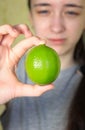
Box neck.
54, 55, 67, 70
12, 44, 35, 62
59, 52, 77, 71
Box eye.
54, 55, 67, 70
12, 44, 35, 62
36, 9, 50, 16
66, 11, 79, 16
37, 10, 49, 13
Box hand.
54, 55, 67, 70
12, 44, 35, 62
0, 24, 53, 104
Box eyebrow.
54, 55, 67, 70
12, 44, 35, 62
65, 4, 84, 9
33, 3, 50, 7
33, 3, 84, 9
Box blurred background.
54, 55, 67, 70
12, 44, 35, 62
0, 0, 29, 25
0, 0, 32, 44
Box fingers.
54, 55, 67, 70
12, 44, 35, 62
0, 25, 19, 46
14, 24, 32, 38
0, 24, 31, 37
14, 82, 54, 97
0, 82, 53, 104
0, 24, 32, 46
0, 24, 18, 37
1, 35, 18, 47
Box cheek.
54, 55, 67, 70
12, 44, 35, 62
33, 19, 50, 37
67, 21, 84, 42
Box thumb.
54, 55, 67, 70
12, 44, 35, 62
14, 82, 54, 98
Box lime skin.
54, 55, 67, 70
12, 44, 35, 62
25, 44, 61, 85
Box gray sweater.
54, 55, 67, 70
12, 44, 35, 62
1, 56, 82, 130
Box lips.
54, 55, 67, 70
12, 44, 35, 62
47, 38, 66, 45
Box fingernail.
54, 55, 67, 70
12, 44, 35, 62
39, 41, 45, 45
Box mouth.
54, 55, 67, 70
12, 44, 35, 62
47, 38, 66, 45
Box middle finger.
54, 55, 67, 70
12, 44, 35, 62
1, 34, 19, 47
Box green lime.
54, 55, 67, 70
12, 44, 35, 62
25, 44, 61, 85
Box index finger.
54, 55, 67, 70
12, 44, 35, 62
0, 25, 19, 37
14, 24, 32, 38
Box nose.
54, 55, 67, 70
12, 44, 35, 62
50, 13, 65, 33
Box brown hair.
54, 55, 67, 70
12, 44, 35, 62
74, 35, 85, 65
27, 0, 31, 9
67, 75, 85, 130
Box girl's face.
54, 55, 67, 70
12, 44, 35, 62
30, 0, 85, 56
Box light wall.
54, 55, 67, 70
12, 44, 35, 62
0, 0, 30, 25
0, 0, 32, 44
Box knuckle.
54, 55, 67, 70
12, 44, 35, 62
4, 24, 12, 30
